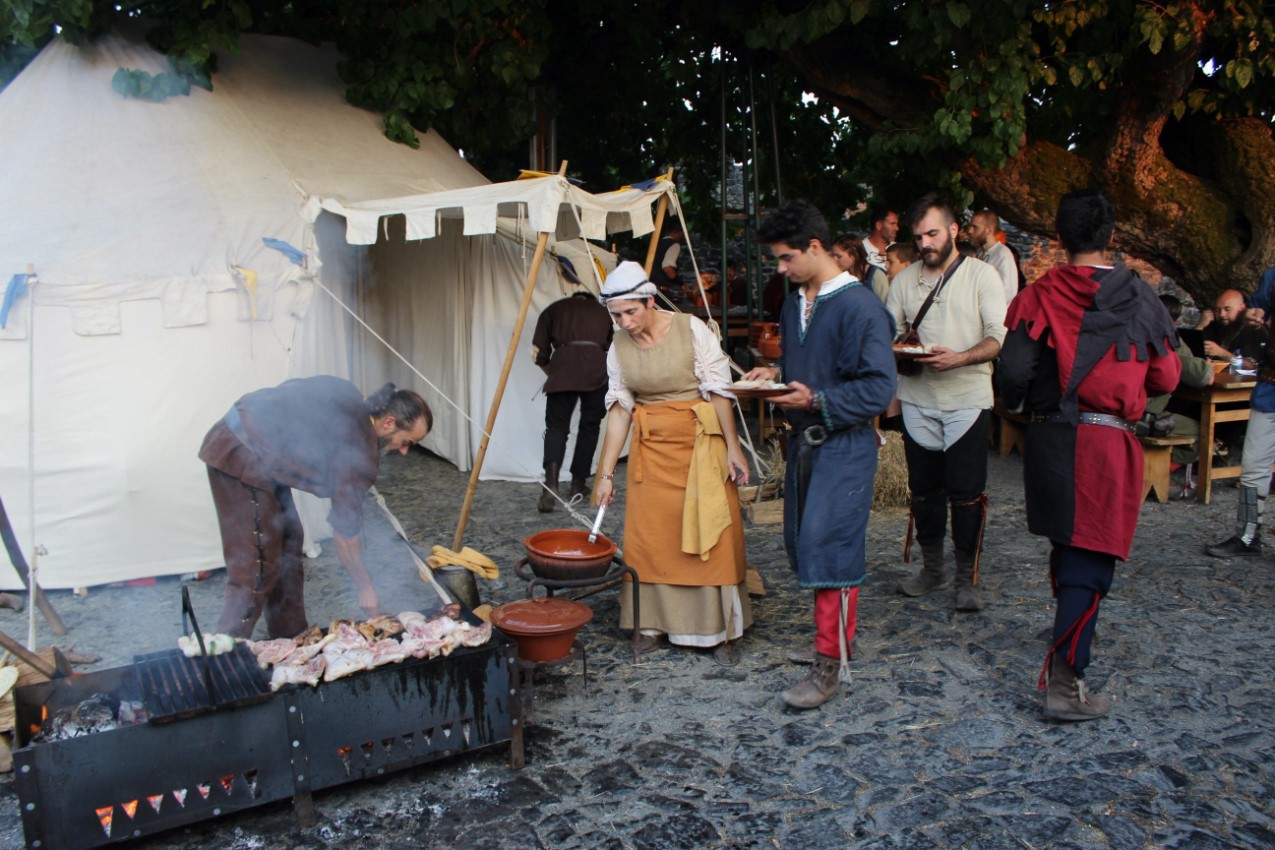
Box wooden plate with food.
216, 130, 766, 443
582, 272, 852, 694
729, 380, 791, 399
892, 343, 934, 359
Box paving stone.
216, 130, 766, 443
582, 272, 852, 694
1095, 813, 1150, 850
629, 813, 719, 850
863, 790, 956, 832
1154, 827, 1246, 849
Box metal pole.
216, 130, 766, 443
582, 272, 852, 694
767, 71, 785, 205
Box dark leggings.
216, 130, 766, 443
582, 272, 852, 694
903, 409, 990, 554
543, 387, 608, 479
1049, 543, 1115, 676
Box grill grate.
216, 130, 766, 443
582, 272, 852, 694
133, 645, 271, 723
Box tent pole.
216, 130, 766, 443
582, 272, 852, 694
642, 168, 677, 277
452, 162, 569, 552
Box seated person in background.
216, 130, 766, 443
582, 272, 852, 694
1197, 289, 1268, 363
884, 242, 919, 283
688, 268, 721, 307
1146, 295, 1214, 464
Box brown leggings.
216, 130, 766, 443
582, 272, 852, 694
206, 466, 307, 639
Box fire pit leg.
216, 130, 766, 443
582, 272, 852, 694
509, 651, 528, 769
283, 697, 317, 827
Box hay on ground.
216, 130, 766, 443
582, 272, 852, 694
874, 430, 910, 510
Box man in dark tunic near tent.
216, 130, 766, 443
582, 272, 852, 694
997, 189, 1180, 721
531, 285, 615, 511
742, 200, 896, 709
199, 377, 432, 639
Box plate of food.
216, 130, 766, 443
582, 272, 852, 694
729, 379, 791, 399
892, 343, 935, 359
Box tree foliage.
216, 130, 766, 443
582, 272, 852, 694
3, 0, 1272, 295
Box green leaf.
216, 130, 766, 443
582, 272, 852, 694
1234, 60, 1254, 89
1068, 65, 1085, 87
947, 2, 971, 29
849, 0, 870, 24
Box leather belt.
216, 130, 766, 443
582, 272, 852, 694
565, 340, 602, 348
1032, 411, 1136, 432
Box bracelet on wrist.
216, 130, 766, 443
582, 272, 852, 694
598, 472, 614, 481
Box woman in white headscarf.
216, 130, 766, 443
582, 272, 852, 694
593, 261, 752, 665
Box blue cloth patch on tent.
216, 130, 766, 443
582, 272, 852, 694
1, 274, 30, 329
262, 237, 307, 266
556, 256, 581, 285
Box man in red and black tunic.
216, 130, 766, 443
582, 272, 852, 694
997, 190, 1180, 722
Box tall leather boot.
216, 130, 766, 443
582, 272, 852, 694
898, 543, 947, 597
951, 494, 988, 611
782, 653, 840, 709
1043, 653, 1111, 722
537, 463, 561, 513
954, 550, 986, 612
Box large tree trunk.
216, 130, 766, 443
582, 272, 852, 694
783, 4, 1275, 303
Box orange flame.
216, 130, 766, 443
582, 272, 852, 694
95, 806, 113, 837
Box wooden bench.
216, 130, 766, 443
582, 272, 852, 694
1140, 435, 1195, 503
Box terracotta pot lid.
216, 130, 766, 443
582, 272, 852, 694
490, 597, 593, 635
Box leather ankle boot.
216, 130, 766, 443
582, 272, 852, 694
954, 551, 986, 612
783, 653, 840, 709
570, 477, 588, 499
1043, 654, 1111, 722
537, 463, 560, 513
898, 543, 948, 597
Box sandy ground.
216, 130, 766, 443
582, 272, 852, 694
1, 442, 1273, 849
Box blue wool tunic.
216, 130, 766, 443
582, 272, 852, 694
777, 282, 897, 588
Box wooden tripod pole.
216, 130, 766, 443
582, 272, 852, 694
452, 162, 568, 551
642, 168, 677, 277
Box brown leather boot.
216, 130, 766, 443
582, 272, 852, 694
954, 551, 986, 612
1043, 654, 1111, 722
785, 644, 816, 665
537, 463, 560, 513
782, 653, 840, 709
898, 543, 948, 597
570, 477, 588, 499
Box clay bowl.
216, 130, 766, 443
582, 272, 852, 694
523, 529, 617, 581
490, 597, 593, 662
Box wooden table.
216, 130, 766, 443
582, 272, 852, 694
1173, 373, 1256, 504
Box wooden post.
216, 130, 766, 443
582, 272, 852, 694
642, 168, 677, 278
0, 494, 67, 637
452, 162, 568, 551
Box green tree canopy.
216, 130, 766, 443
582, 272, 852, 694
5, 0, 1272, 297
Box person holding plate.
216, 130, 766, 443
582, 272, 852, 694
592, 261, 752, 666
741, 200, 896, 709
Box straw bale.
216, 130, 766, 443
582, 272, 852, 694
873, 431, 910, 510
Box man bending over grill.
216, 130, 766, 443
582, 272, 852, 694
200, 377, 432, 639
741, 200, 896, 709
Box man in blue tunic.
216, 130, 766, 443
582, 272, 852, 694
742, 200, 897, 709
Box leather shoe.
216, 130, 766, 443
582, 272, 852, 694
713, 642, 742, 666
1204, 535, 1261, 557
633, 633, 661, 653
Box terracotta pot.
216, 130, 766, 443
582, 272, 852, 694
749, 322, 779, 348
523, 529, 617, 580
490, 597, 594, 662
757, 335, 783, 360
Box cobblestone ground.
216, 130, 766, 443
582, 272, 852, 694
1, 447, 1273, 850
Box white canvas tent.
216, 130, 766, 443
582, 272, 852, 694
0, 30, 677, 590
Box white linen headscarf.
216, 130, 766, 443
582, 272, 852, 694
600, 260, 659, 303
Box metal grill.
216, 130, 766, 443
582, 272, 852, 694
132, 645, 271, 723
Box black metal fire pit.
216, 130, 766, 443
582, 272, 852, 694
12, 631, 523, 850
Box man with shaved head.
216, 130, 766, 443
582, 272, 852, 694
966, 211, 1018, 305
1197, 288, 1268, 363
